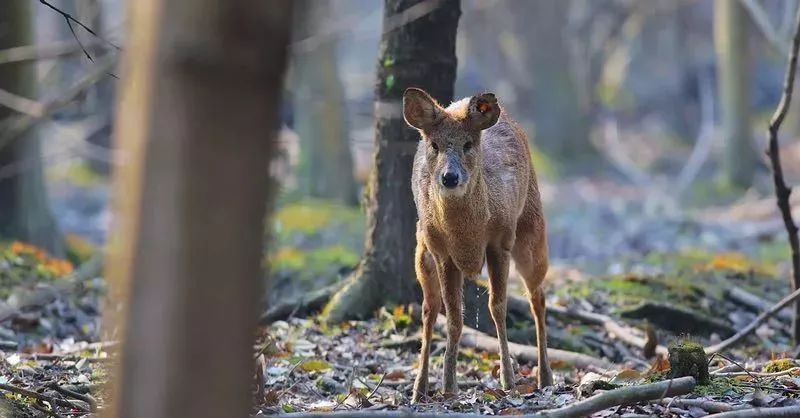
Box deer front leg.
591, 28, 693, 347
412, 240, 441, 404
486, 246, 515, 389
438, 258, 463, 395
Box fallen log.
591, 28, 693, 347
279, 376, 696, 418
660, 397, 744, 414
435, 315, 615, 370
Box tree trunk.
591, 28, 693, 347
77, 0, 115, 175
0, 0, 63, 255
715, 0, 757, 189
104, 1, 292, 417
323, 0, 461, 322
515, 0, 595, 172
291, 0, 358, 205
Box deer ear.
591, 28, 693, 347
403, 87, 442, 131
467, 93, 500, 130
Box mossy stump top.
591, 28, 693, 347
668, 341, 709, 385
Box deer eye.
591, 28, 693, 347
464, 141, 473, 151
431, 142, 439, 152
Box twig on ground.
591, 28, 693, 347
706, 405, 800, 417
764, 5, 800, 345
712, 353, 760, 382
660, 397, 744, 413
713, 366, 800, 378
30, 402, 65, 418
49, 383, 97, 412
0, 383, 86, 412
434, 315, 615, 369
706, 286, 800, 354
549, 305, 668, 357
281, 377, 696, 418
366, 372, 387, 400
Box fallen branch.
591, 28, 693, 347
765, 5, 800, 344
706, 405, 800, 417
660, 397, 744, 414
0, 383, 85, 412
435, 315, 615, 370
282, 377, 695, 418
706, 286, 800, 354
712, 367, 800, 378
549, 305, 668, 357
726, 287, 792, 323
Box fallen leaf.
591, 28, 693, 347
385, 369, 405, 380
610, 369, 642, 384
264, 390, 280, 406
514, 383, 536, 395
299, 359, 332, 373
500, 407, 523, 415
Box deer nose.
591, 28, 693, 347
441, 172, 459, 188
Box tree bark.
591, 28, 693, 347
291, 0, 358, 205
104, 1, 292, 418
715, 0, 757, 189
323, 0, 461, 322
77, 0, 115, 175
514, 0, 596, 171
0, 0, 63, 255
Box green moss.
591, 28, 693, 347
668, 341, 710, 385
764, 358, 797, 373
693, 377, 746, 396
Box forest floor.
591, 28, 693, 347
0, 165, 797, 416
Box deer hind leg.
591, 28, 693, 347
438, 258, 463, 395
486, 245, 515, 389
512, 233, 553, 388
412, 238, 441, 404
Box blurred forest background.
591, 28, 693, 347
1, 0, 800, 416
0, 0, 798, 300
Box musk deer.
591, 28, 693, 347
404, 87, 552, 402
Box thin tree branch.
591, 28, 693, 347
0, 89, 46, 117
0, 40, 102, 65
38, 0, 121, 51
0, 56, 116, 152
765, 6, 800, 345
739, 0, 792, 55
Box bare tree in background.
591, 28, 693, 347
324, 0, 461, 322
77, 0, 115, 175
0, 0, 63, 255
715, 0, 758, 188
291, 0, 358, 205
105, 1, 292, 417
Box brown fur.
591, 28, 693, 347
403, 88, 552, 402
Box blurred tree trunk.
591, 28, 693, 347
77, 0, 115, 175
105, 1, 292, 417
715, 0, 757, 188
0, 1, 63, 255
291, 0, 358, 205
323, 0, 461, 322
515, 0, 595, 171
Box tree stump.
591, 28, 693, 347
668, 341, 709, 385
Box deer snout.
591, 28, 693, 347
441, 172, 459, 188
